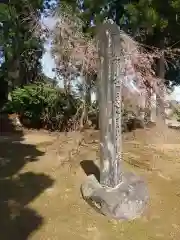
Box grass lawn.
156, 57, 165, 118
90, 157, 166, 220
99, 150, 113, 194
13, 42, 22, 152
1, 126, 180, 239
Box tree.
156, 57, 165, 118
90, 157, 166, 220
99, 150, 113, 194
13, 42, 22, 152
122, 0, 180, 121
61, 0, 180, 122
0, 0, 45, 107
51, 2, 97, 128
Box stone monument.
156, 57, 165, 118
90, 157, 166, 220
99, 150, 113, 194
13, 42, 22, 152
81, 21, 149, 220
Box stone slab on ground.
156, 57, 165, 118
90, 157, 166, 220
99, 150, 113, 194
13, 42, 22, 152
166, 119, 180, 128
81, 172, 149, 220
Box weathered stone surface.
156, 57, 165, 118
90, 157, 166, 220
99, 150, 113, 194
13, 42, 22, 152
81, 172, 149, 220
80, 21, 148, 221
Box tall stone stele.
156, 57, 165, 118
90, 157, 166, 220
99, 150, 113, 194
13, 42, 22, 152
81, 21, 149, 220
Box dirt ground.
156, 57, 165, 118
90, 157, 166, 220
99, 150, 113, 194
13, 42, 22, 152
1, 123, 180, 239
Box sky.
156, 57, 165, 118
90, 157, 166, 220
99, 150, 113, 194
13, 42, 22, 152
41, 16, 180, 102
40, 15, 84, 92
41, 42, 56, 79
41, 16, 56, 79
170, 86, 180, 101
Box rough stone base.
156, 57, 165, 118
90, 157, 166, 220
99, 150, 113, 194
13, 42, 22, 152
81, 172, 149, 220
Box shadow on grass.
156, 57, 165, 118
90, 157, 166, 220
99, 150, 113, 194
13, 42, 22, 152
0, 114, 54, 239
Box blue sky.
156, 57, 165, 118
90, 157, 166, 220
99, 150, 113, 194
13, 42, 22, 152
41, 42, 56, 78
41, 16, 56, 79
40, 15, 83, 91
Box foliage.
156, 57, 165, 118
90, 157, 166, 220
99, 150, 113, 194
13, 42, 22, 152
61, 0, 180, 86
172, 104, 180, 122
52, 2, 97, 82
0, 0, 46, 106
52, 2, 164, 124
58, 0, 180, 123
5, 83, 80, 130
3, 80, 146, 132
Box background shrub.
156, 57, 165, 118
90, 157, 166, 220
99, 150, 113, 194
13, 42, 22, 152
5, 82, 80, 130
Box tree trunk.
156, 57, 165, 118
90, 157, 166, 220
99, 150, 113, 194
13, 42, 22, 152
0, 77, 8, 109
144, 88, 151, 124
79, 74, 92, 130
67, 79, 71, 93
84, 74, 91, 123
63, 77, 68, 94
156, 40, 166, 123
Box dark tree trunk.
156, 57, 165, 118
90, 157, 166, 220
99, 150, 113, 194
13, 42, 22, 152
156, 36, 166, 123
156, 51, 166, 123
144, 88, 152, 124
0, 78, 8, 109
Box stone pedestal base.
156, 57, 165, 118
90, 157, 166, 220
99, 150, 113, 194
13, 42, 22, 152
81, 172, 149, 220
